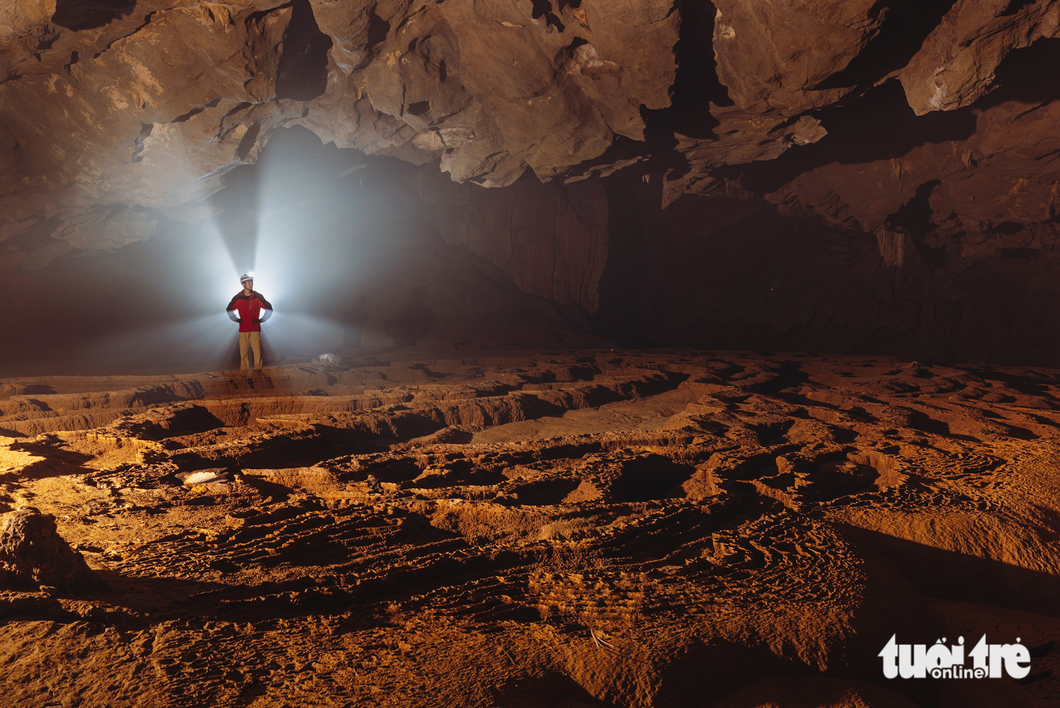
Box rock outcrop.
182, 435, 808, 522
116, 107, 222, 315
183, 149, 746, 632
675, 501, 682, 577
0, 507, 101, 591
0, 0, 677, 267
710, 0, 883, 114
898, 0, 1060, 115
406, 166, 609, 312
4, 0, 1060, 352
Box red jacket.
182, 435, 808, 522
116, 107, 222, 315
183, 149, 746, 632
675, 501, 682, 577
226, 290, 273, 332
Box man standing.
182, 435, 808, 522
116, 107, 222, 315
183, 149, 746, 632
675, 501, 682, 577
226, 274, 273, 370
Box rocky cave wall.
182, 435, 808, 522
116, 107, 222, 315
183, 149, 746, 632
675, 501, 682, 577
597, 168, 1060, 366
4, 0, 1060, 367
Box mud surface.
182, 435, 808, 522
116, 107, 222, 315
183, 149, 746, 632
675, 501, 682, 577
1, 350, 1059, 707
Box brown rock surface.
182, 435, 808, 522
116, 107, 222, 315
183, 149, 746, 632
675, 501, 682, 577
1, 350, 1059, 705
0, 0, 56, 42
899, 0, 1060, 115
407, 166, 609, 312
0, 506, 101, 590
593, 171, 1060, 366
661, 110, 828, 206
0, 0, 679, 267
10, 6, 1060, 704
763, 51, 1060, 260
711, 0, 882, 114
4, 0, 1060, 337
6, 2, 1060, 366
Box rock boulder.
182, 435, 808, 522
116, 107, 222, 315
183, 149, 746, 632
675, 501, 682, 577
0, 507, 102, 591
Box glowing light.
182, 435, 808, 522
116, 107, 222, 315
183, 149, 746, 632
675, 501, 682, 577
90, 128, 378, 375
243, 130, 344, 348
187, 216, 242, 308
6, 128, 387, 377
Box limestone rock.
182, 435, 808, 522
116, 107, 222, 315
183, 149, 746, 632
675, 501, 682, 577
765, 60, 1060, 255
712, 0, 882, 114
5, 0, 1060, 313
0, 0, 56, 42
0, 507, 102, 591
663, 110, 827, 206
0, 0, 679, 267
407, 167, 609, 312
899, 0, 1060, 115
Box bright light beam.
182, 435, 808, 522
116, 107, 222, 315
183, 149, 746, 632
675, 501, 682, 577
245, 130, 364, 359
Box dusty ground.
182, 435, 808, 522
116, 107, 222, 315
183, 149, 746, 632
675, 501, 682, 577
1, 349, 1059, 707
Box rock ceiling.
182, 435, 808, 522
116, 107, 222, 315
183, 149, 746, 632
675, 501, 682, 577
2, 0, 1060, 268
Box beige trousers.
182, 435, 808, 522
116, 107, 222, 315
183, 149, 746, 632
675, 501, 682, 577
239, 331, 263, 370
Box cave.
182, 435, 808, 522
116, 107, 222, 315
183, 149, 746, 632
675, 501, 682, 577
2, 1, 1060, 706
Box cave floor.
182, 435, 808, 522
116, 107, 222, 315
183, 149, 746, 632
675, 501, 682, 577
1, 349, 1059, 707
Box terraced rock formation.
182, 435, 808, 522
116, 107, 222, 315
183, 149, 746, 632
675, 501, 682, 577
1, 349, 1059, 706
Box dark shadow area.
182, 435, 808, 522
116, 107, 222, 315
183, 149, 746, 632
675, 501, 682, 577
653, 640, 807, 708
1003, 423, 1038, 440
535, 440, 602, 461
832, 524, 1059, 706
164, 432, 365, 472
975, 37, 1060, 110
509, 477, 581, 505
234, 122, 261, 161
130, 123, 153, 163
0, 592, 75, 622
600, 0, 731, 186
529, 0, 565, 33
814, 0, 959, 92
610, 454, 693, 502
382, 287, 436, 347
52, 0, 137, 30
1000, 0, 1038, 15
406, 100, 430, 116
750, 419, 794, 446
0, 441, 95, 481
727, 38, 1060, 205
592, 173, 652, 346
275, 0, 333, 101
800, 460, 877, 502
885, 179, 948, 268
670, 0, 731, 134
406, 363, 449, 379
605, 505, 729, 562
237, 474, 295, 503
731, 80, 978, 195
965, 366, 1060, 399
351, 9, 390, 72
81, 568, 369, 623
20, 385, 56, 395
829, 425, 860, 444
747, 360, 810, 395
4, 217, 62, 253
494, 670, 615, 708
172, 98, 221, 124
841, 523, 1060, 618
124, 405, 226, 441
589, 162, 1060, 366
905, 408, 978, 442
338, 457, 421, 483
412, 463, 505, 488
